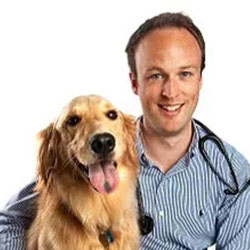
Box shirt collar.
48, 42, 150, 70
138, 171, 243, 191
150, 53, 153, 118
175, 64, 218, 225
135, 117, 148, 167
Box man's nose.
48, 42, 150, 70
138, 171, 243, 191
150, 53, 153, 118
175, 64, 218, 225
161, 77, 179, 98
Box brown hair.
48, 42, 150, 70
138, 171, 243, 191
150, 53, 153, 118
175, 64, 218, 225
125, 12, 205, 76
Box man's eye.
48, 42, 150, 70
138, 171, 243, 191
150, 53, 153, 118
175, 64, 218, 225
66, 116, 81, 126
149, 74, 164, 80
180, 71, 192, 78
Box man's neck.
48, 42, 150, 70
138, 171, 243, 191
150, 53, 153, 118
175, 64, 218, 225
140, 121, 193, 173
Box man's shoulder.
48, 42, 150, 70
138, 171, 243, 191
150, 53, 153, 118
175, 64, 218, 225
194, 119, 247, 159
194, 119, 250, 189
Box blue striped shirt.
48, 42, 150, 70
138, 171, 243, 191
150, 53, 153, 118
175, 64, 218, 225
0, 119, 250, 249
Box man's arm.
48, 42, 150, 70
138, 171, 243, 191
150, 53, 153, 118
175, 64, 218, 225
215, 150, 250, 250
0, 180, 38, 250
215, 186, 250, 250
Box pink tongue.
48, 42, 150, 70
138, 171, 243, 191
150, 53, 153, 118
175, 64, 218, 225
88, 161, 119, 194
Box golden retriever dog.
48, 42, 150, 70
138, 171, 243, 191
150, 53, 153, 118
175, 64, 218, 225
27, 95, 140, 250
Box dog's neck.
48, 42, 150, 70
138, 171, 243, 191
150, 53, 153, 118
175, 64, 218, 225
60, 201, 114, 247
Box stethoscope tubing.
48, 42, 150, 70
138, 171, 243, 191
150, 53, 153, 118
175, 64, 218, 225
194, 119, 239, 195
137, 119, 250, 235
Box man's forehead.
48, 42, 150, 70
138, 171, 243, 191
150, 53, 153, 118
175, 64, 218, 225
136, 28, 201, 56
135, 28, 202, 71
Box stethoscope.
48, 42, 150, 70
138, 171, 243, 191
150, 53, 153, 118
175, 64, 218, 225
137, 119, 250, 235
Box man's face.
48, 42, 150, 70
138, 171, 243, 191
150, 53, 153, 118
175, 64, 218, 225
131, 28, 202, 136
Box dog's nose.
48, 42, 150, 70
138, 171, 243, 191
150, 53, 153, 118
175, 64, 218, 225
90, 133, 115, 155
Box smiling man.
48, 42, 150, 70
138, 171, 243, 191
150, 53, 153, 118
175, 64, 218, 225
1, 12, 250, 250
126, 13, 250, 249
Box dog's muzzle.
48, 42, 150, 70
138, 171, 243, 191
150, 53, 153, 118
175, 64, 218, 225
72, 133, 119, 195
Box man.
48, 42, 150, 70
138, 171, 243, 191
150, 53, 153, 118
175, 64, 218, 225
1, 12, 250, 250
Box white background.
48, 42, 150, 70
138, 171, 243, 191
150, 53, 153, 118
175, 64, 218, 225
1, 1, 250, 249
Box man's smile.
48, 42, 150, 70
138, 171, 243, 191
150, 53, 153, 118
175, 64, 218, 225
158, 103, 184, 116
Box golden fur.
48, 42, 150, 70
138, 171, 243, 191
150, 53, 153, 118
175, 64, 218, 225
27, 95, 140, 250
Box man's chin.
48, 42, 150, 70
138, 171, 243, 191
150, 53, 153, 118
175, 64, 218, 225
142, 114, 192, 137
155, 118, 192, 137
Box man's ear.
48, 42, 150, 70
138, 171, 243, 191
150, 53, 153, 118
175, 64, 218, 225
199, 76, 203, 90
129, 72, 139, 95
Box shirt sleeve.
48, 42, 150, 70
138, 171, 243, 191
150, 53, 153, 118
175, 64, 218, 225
215, 150, 250, 250
0, 180, 38, 250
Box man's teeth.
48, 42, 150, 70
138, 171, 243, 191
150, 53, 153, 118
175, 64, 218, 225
162, 104, 182, 111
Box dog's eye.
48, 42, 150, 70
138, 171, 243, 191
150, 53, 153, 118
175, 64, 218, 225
66, 116, 81, 126
106, 110, 118, 120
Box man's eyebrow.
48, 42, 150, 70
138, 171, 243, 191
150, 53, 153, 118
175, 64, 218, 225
145, 66, 164, 72
179, 65, 199, 70
146, 65, 200, 71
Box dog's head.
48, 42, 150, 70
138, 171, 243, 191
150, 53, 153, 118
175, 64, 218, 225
37, 95, 136, 195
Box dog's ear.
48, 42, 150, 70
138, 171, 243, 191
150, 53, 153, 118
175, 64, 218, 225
123, 114, 138, 167
36, 123, 61, 190
123, 114, 136, 139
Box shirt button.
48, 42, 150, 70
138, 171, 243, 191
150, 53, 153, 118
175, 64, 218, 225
159, 211, 164, 217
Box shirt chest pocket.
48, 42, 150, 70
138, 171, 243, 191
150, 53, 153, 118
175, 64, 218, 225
169, 197, 217, 240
